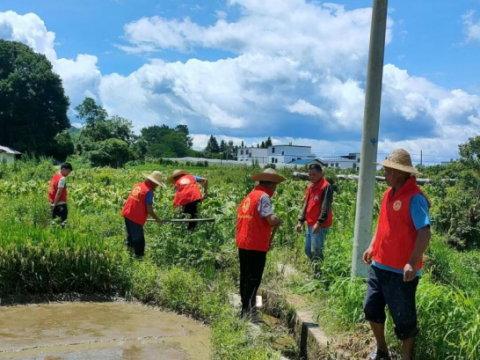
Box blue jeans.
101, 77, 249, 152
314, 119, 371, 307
305, 226, 329, 261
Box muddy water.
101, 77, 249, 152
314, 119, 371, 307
0, 302, 210, 360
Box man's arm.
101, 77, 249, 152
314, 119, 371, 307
259, 194, 282, 227
404, 194, 432, 281
199, 177, 208, 197
147, 205, 162, 223
317, 184, 333, 224
51, 188, 64, 209
362, 227, 378, 264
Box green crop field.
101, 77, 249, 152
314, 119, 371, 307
0, 155, 479, 359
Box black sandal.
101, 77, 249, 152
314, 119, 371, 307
367, 348, 390, 360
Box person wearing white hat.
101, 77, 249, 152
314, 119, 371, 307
362, 149, 431, 360
167, 169, 208, 231
236, 168, 285, 319
121, 171, 166, 257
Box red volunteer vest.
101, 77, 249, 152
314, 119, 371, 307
373, 177, 429, 271
174, 175, 202, 206
305, 178, 333, 227
236, 186, 273, 252
121, 181, 154, 226
48, 173, 67, 203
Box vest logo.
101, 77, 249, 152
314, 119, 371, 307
242, 197, 251, 213
393, 200, 402, 211
314, 195, 320, 202
179, 177, 191, 185
132, 186, 141, 196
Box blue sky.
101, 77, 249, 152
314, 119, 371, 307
1, 0, 480, 162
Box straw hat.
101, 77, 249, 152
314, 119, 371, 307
377, 149, 422, 175
167, 169, 190, 184
143, 171, 167, 188
250, 168, 286, 184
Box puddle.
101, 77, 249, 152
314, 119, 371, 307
0, 302, 210, 360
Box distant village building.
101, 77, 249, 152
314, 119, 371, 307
237, 147, 268, 164
319, 153, 361, 170
289, 158, 327, 167
268, 143, 315, 164
0, 146, 21, 164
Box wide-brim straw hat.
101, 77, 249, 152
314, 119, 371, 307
250, 168, 286, 184
167, 169, 190, 184
376, 148, 422, 175
143, 171, 167, 188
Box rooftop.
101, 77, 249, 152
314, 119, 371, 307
0, 146, 21, 155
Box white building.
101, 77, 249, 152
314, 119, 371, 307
319, 153, 361, 170
0, 146, 21, 164
237, 147, 268, 164
268, 144, 315, 164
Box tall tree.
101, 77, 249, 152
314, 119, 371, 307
266, 137, 273, 147
205, 135, 220, 153
0, 40, 70, 155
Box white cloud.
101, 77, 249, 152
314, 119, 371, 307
463, 11, 480, 43
2, 4, 480, 163
0, 11, 102, 106
287, 100, 326, 117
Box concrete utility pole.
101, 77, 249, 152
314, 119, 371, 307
352, 0, 389, 278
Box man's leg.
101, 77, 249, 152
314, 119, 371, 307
130, 221, 146, 257
383, 273, 419, 360
124, 218, 135, 254
183, 201, 199, 231
305, 227, 312, 260
402, 338, 415, 360
311, 227, 329, 277
247, 250, 267, 312
238, 248, 248, 317
364, 266, 389, 358
60, 204, 68, 229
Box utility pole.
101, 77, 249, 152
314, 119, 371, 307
352, 0, 389, 278
420, 150, 423, 166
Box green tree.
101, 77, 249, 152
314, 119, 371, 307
52, 130, 74, 161
205, 135, 220, 153
0, 40, 70, 155
88, 139, 132, 168
266, 137, 273, 147
140, 125, 193, 158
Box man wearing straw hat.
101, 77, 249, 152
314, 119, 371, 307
167, 169, 208, 231
121, 171, 166, 257
236, 168, 285, 319
362, 149, 431, 360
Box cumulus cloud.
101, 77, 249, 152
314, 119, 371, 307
0, 11, 102, 106
463, 11, 480, 43
287, 100, 326, 117
2, 2, 480, 162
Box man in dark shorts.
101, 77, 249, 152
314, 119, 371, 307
121, 171, 165, 258
48, 162, 73, 228
362, 149, 431, 360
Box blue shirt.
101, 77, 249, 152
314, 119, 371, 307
174, 176, 201, 191
373, 193, 430, 276
145, 190, 154, 206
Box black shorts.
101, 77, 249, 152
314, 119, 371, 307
363, 265, 419, 340
52, 204, 68, 224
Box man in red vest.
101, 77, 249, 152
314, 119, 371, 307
167, 169, 208, 231
236, 168, 285, 319
48, 162, 73, 228
362, 149, 431, 360
296, 163, 333, 276
121, 171, 166, 257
